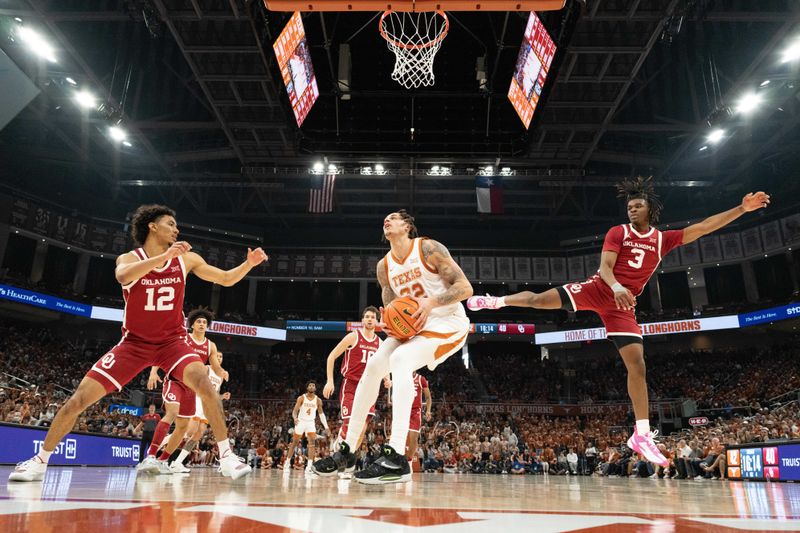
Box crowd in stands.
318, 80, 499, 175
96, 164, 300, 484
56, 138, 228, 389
2, 323, 800, 480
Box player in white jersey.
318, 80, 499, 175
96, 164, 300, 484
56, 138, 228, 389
285, 381, 329, 473
312, 210, 473, 484
172, 350, 230, 471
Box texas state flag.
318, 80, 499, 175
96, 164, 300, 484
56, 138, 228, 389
476, 176, 504, 214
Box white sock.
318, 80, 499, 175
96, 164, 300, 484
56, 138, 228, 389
37, 449, 53, 463
175, 449, 190, 465
344, 341, 393, 450
635, 419, 650, 435
388, 369, 415, 452
217, 439, 231, 458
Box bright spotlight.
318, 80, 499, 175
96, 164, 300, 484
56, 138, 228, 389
782, 40, 800, 62
485, 166, 493, 173
73, 90, 97, 109
759, 80, 770, 87
122, 141, 133, 148
108, 126, 128, 142
431, 165, 440, 172
706, 129, 725, 144
313, 162, 324, 172
17, 26, 57, 63
328, 164, 337, 172
735, 93, 762, 115
375, 164, 384, 172
698, 145, 708, 152
65, 77, 77, 86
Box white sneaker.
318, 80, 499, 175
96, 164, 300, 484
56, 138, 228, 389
219, 453, 251, 480
137, 456, 161, 475
156, 460, 173, 475
8, 457, 47, 482
466, 295, 504, 311
169, 462, 190, 474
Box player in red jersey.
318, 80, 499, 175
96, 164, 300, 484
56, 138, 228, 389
322, 307, 383, 448
387, 371, 431, 465
468, 178, 770, 467
9, 204, 266, 482
143, 307, 227, 474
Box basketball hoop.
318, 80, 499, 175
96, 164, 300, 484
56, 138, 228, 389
379, 10, 449, 89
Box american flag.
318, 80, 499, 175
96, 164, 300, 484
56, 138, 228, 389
308, 173, 336, 213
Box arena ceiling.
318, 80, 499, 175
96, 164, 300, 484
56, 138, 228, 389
0, 0, 799, 246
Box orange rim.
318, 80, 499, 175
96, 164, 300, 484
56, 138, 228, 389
379, 10, 449, 50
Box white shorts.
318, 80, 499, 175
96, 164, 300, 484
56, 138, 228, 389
294, 419, 317, 436
412, 312, 471, 370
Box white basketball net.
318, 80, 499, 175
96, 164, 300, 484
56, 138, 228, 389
379, 10, 449, 89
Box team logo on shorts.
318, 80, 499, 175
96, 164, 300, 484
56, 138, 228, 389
568, 284, 582, 294
100, 353, 116, 369
167, 393, 176, 401
341, 404, 349, 416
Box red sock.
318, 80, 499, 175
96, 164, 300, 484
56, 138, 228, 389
340, 419, 349, 441
148, 421, 171, 457
158, 449, 172, 461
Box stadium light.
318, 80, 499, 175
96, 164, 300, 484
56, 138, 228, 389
65, 77, 77, 86
327, 164, 337, 173
108, 125, 128, 142
375, 164, 384, 172
73, 90, 97, 110
360, 166, 373, 175
698, 145, 709, 152
312, 161, 324, 173
735, 93, 762, 115
706, 129, 725, 144
782, 39, 800, 62
122, 141, 133, 148
760, 80, 770, 87
16, 26, 57, 63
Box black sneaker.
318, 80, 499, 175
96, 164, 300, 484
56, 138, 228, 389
311, 442, 355, 477
354, 445, 411, 485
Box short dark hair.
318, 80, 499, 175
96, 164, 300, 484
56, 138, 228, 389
362, 306, 379, 319
130, 204, 176, 246
616, 176, 663, 224
187, 307, 215, 330
382, 209, 419, 242
306, 381, 316, 389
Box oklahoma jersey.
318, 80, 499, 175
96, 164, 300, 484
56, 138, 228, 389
411, 374, 428, 410
185, 335, 211, 365
341, 329, 381, 381
384, 237, 466, 319
121, 248, 187, 343
602, 224, 684, 295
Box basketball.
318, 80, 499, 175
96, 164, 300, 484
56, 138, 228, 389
382, 297, 421, 340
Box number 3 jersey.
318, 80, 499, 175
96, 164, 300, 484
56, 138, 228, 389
601, 224, 684, 295
384, 237, 467, 319
120, 247, 188, 344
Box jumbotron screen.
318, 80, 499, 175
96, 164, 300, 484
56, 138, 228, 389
273, 11, 319, 127
726, 441, 800, 482
508, 11, 557, 129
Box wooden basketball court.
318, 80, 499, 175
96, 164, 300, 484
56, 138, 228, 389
2, 466, 799, 532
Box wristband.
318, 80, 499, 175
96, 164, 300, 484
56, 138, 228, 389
611, 282, 626, 294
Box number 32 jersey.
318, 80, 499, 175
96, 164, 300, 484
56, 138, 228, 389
602, 224, 684, 296
384, 237, 466, 319
120, 247, 188, 344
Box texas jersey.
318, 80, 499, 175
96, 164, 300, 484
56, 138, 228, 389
602, 224, 684, 295
341, 329, 381, 381
121, 248, 187, 343
298, 394, 318, 422
411, 374, 429, 410
185, 335, 211, 365
384, 237, 467, 319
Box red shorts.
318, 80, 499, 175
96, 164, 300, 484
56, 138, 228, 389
86, 336, 202, 394
562, 275, 642, 338
409, 408, 422, 433
339, 377, 376, 419
162, 379, 197, 418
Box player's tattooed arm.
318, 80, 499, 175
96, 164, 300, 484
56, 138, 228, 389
421, 239, 474, 306
377, 258, 395, 306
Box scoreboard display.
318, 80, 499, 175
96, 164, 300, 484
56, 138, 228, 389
727, 441, 800, 482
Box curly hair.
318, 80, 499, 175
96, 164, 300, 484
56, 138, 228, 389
616, 176, 663, 224
187, 307, 215, 330
382, 209, 419, 242
129, 204, 176, 246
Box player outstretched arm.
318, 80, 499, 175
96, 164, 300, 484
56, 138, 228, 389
598, 250, 636, 311
184, 247, 268, 287
317, 397, 329, 435
323, 331, 358, 399
681, 192, 770, 244
412, 239, 474, 329
291, 396, 303, 425
147, 367, 162, 390
115, 241, 191, 286
423, 384, 433, 422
